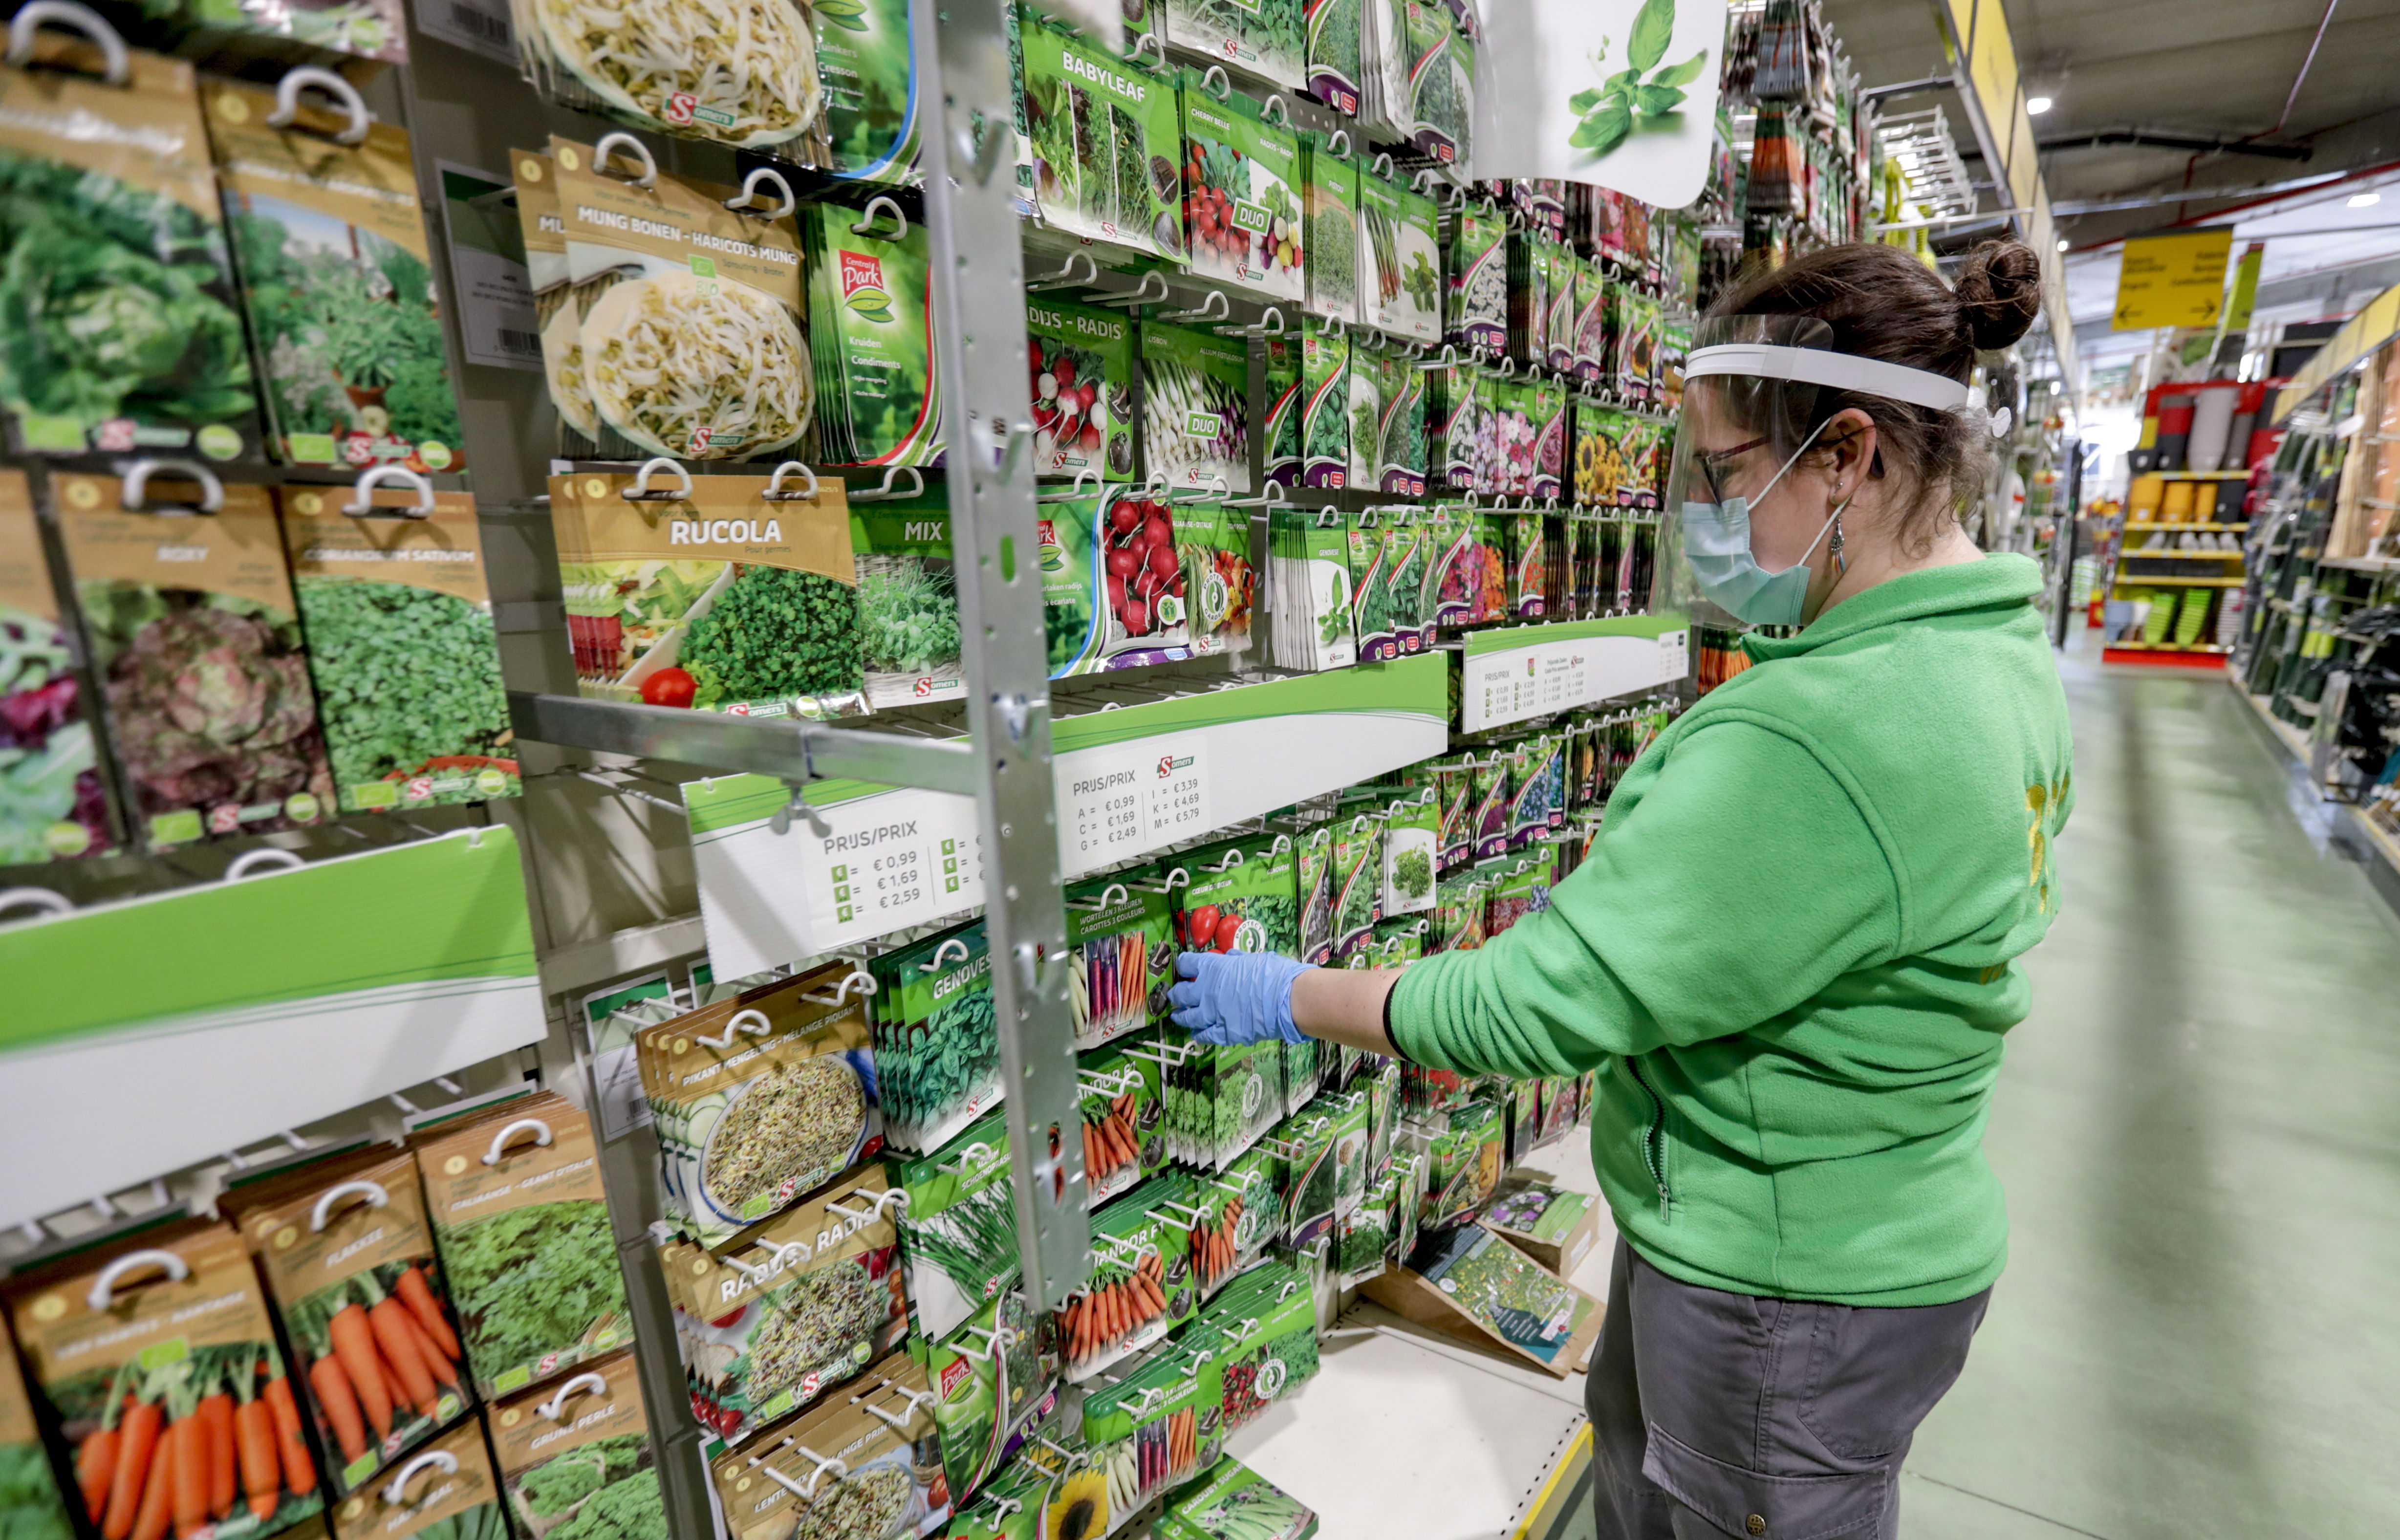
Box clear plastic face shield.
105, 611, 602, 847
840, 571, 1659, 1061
1657, 314, 1972, 628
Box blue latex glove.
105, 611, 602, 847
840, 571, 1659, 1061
1169, 950, 1310, 1044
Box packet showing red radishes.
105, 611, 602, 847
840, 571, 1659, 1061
1040, 489, 1191, 676
1026, 301, 1135, 482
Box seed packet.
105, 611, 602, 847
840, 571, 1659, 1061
1173, 835, 1301, 958
1493, 382, 1537, 499
1426, 757, 1473, 870
1298, 319, 1351, 490
513, 0, 824, 156
710, 1352, 951, 1540
1468, 372, 1508, 496
1446, 201, 1504, 361
1168, 1040, 1285, 1173
548, 467, 865, 718
489, 1351, 663, 1540
1574, 405, 1628, 506
1363, 1055, 1401, 1172
1384, 510, 1429, 651
1507, 232, 1548, 370
1079, 1039, 1166, 1205
1381, 785, 1437, 914
1262, 334, 1304, 488
6, 1221, 324, 1540
1398, 1063, 1478, 1121
1185, 1264, 1317, 1442
872, 920, 1003, 1154
220, 1149, 470, 1496
1087, 1340, 1223, 1518
802, 197, 948, 469
815, 0, 919, 181
1303, 0, 1360, 115
1529, 378, 1568, 501
1167, 0, 1306, 89
1418, 1099, 1503, 1228
1344, 513, 1396, 664
635, 961, 882, 1247
1027, 300, 1136, 481
1299, 134, 1361, 325
1042, 488, 1191, 676
1545, 247, 1578, 376
553, 138, 811, 461
0, 29, 261, 463
1141, 322, 1251, 493
1019, 22, 1182, 260
1341, 335, 1383, 491
1273, 1106, 1338, 1249
1661, 318, 1691, 411
1358, 171, 1440, 343
1506, 507, 1546, 616
1183, 1146, 1274, 1301
508, 151, 598, 452
0, 473, 112, 863
0, 1339, 72, 1540
1067, 877, 1173, 1051
1353, 0, 1406, 139
1328, 809, 1383, 958
1058, 1173, 1198, 1381
658, 1166, 909, 1444
1404, 0, 1471, 159
1279, 1037, 1318, 1117
1180, 86, 1305, 303
888, 1110, 1019, 1342
910, 1290, 1058, 1508
1375, 352, 1430, 497
1573, 259, 1610, 387
1175, 496, 1257, 658
280, 486, 515, 814
1406, 1222, 1600, 1373
1338, 1171, 1395, 1288
852, 488, 963, 709
1267, 509, 1356, 672
1325, 1091, 1371, 1222
208, 79, 460, 473
55, 471, 333, 849
415, 1092, 633, 1398
1619, 291, 1660, 405
1427, 366, 1476, 492
1469, 752, 1511, 860
324, 1416, 502, 1540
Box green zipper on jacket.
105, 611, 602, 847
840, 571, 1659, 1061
1624, 1054, 1672, 1218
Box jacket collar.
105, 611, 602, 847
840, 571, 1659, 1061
1746, 553, 2045, 662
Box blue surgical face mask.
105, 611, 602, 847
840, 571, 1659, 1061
1679, 423, 1848, 628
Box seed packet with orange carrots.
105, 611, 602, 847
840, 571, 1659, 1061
221, 1149, 473, 1495
322, 1415, 503, 1540
1081, 1338, 1221, 1521
5, 1220, 325, 1540
1074, 1039, 1163, 1208
1055, 1172, 1197, 1386
487, 1350, 664, 1540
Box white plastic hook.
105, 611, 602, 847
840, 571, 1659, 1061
850, 195, 908, 240
480, 1117, 554, 1166
1038, 467, 1101, 502
1261, 94, 1292, 127
1028, 251, 1101, 292
1199, 65, 1232, 99
762, 461, 820, 502
1415, 344, 1461, 373
0, 887, 71, 922
1072, 882, 1132, 911
1163, 288, 1230, 326
620, 457, 694, 501
1123, 30, 1164, 65
936, 1141, 997, 1175
1221, 304, 1286, 339
917, 937, 972, 971
1326, 130, 1352, 158
223, 848, 304, 882
723, 167, 798, 221
1223, 482, 1291, 509
694, 1007, 773, 1051
823, 1186, 909, 1223
806, 969, 879, 1004
381, 1450, 458, 1507
308, 1180, 389, 1233
268, 65, 373, 145
849, 465, 924, 502
854, 1384, 935, 1432
537, 1372, 608, 1420
86, 1249, 188, 1311
1097, 271, 1170, 310
120, 459, 223, 516
591, 132, 658, 188
344, 464, 435, 518
6, 2, 126, 84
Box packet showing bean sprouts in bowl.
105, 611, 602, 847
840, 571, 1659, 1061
547, 464, 865, 719
552, 137, 813, 461
516, 0, 825, 158
658, 1165, 909, 1446
636, 959, 884, 1248
509, 150, 603, 454
709, 1352, 950, 1540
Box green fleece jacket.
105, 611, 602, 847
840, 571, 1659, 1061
1391, 555, 2072, 1305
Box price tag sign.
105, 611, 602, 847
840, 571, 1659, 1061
794, 794, 988, 947
1056, 737, 1211, 877
1460, 624, 1690, 733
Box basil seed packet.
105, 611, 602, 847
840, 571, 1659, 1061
1382, 785, 1437, 914
1028, 299, 1137, 481
0, 33, 262, 462
1141, 322, 1252, 493
281, 485, 516, 813
209, 78, 462, 473
1020, 21, 1183, 259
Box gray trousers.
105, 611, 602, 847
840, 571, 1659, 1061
1586, 1237, 1990, 1540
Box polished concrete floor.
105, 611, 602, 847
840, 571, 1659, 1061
1898, 635, 2400, 1538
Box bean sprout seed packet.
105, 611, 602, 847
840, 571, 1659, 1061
55, 472, 334, 849
0, 27, 261, 463
710, 1352, 951, 1540
1140, 322, 1251, 494
0, 470, 112, 863
1018, 21, 1182, 261
1026, 300, 1136, 481
6, 1221, 325, 1540
872, 921, 1004, 1154
208, 78, 462, 473
910, 1290, 1058, 1509
414, 1091, 634, 1398
636, 960, 883, 1247
659, 1166, 909, 1446
514, 0, 826, 160
1077, 1038, 1165, 1206
281, 485, 516, 813
1056, 1172, 1196, 1383
324, 1415, 504, 1540
219, 1147, 472, 1496
548, 466, 865, 719
489, 1351, 668, 1540
888, 1109, 1018, 1342
553, 138, 812, 462
510, 150, 603, 453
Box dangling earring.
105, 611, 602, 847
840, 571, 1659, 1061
1828, 503, 1848, 576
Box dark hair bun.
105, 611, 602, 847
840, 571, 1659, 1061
1956, 241, 2042, 351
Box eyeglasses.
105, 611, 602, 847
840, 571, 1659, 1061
1694, 436, 1768, 503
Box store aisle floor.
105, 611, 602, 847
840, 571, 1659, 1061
1897, 637, 2400, 1539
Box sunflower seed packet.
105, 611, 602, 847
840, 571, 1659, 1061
637, 959, 883, 1248
659, 1164, 908, 1447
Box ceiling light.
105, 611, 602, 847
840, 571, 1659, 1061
2057, 239, 2070, 251
2349, 192, 2382, 208
2027, 95, 2054, 115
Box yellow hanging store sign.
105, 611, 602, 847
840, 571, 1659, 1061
2113, 228, 2235, 330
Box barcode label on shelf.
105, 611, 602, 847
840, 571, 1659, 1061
420, 0, 517, 63
436, 160, 543, 372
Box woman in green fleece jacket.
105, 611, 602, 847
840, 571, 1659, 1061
1171, 240, 2070, 1540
